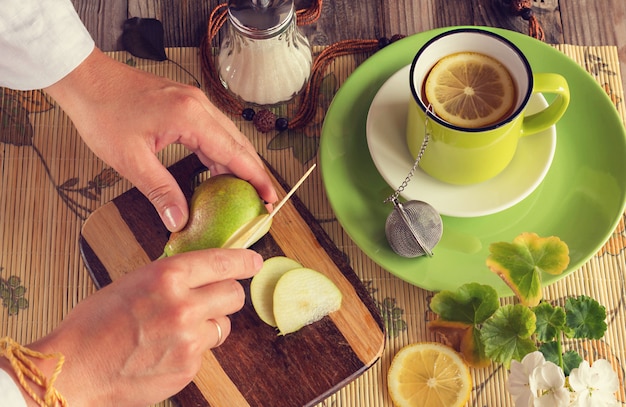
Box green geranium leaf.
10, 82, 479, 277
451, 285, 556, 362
565, 295, 607, 339
467, 324, 490, 368
486, 233, 569, 306
561, 350, 584, 376
533, 302, 566, 342
539, 342, 583, 376
480, 304, 537, 368
538, 340, 560, 365
430, 283, 499, 324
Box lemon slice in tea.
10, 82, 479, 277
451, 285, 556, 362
424, 52, 516, 128
387, 342, 472, 407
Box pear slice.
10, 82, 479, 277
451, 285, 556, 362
250, 256, 302, 327
221, 214, 272, 249
273, 268, 342, 335
224, 164, 317, 249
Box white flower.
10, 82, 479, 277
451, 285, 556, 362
507, 353, 620, 407
530, 360, 570, 407
569, 359, 619, 407
508, 351, 547, 407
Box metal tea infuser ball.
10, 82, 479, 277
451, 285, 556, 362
384, 110, 443, 258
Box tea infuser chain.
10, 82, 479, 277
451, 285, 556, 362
383, 133, 429, 205
383, 105, 443, 258
384, 105, 433, 205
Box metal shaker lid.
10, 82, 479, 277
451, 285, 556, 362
228, 0, 295, 39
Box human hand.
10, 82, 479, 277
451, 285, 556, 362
45, 48, 278, 232
25, 248, 262, 406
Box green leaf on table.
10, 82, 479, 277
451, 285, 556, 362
122, 17, 168, 61
430, 283, 499, 324
533, 302, 567, 342
486, 233, 569, 306
539, 341, 583, 376
428, 283, 504, 367
565, 295, 607, 339
480, 304, 537, 368
539, 340, 560, 364
465, 324, 490, 367
561, 350, 584, 376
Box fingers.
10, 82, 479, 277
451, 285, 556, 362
154, 249, 262, 347
130, 87, 278, 229
158, 248, 263, 288
209, 317, 230, 348
201, 99, 265, 167
123, 152, 190, 232
188, 278, 247, 322
192, 138, 277, 205
181, 92, 278, 205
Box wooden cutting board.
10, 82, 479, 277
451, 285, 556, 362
79, 154, 385, 407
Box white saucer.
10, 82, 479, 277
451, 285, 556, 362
366, 65, 556, 218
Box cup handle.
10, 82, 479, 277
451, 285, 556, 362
521, 73, 570, 137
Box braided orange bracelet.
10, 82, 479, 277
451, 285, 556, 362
0, 337, 67, 407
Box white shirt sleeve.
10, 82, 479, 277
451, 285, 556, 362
0, 0, 95, 90
0, 369, 27, 407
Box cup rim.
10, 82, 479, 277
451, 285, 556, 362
409, 27, 534, 132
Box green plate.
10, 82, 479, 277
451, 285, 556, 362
320, 26, 626, 296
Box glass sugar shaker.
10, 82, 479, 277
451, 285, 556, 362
218, 0, 312, 106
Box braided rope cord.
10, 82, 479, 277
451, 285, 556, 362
1, 337, 67, 407
508, 0, 545, 41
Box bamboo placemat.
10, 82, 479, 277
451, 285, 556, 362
0, 43, 624, 407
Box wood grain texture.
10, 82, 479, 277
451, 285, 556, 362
73, 0, 626, 93
80, 204, 152, 279
71, 0, 127, 51
79, 155, 385, 407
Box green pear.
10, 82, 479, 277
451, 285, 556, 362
161, 174, 270, 257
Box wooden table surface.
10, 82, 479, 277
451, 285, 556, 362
72, 0, 626, 92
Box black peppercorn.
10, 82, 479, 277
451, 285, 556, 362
242, 108, 255, 121
275, 117, 289, 131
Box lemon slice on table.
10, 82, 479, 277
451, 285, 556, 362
425, 52, 516, 128
387, 342, 472, 407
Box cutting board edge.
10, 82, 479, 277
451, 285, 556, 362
304, 355, 383, 407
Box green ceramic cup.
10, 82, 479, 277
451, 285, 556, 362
407, 28, 570, 185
